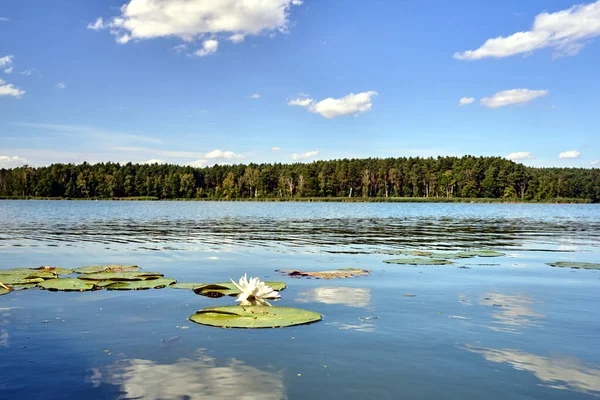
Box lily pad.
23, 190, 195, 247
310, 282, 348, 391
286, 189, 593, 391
457, 250, 505, 258
277, 268, 370, 279
194, 282, 287, 297
78, 271, 163, 281
106, 278, 177, 290
38, 278, 97, 292
189, 306, 321, 329
25, 271, 58, 279
11, 283, 38, 291
73, 265, 140, 274
399, 250, 434, 257
33, 266, 74, 275
547, 262, 600, 270
169, 282, 207, 290
0, 274, 45, 285
0, 287, 9, 296
383, 258, 453, 265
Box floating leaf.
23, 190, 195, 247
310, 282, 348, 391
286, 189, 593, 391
383, 258, 453, 265
38, 278, 97, 292
194, 282, 287, 297
106, 278, 177, 290
73, 265, 140, 274
0, 268, 35, 275
11, 283, 38, 291
0, 273, 45, 285
547, 262, 600, 270
399, 250, 434, 257
189, 306, 321, 329
169, 282, 207, 290
457, 250, 505, 258
25, 271, 58, 279
33, 266, 74, 275
277, 268, 370, 279
0, 287, 9, 296
78, 271, 163, 281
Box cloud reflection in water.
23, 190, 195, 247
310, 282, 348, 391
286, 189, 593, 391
296, 286, 371, 308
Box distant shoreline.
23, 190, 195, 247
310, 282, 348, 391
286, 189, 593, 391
0, 196, 593, 204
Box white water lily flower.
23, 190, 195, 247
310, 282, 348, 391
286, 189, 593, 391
230, 274, 281, 306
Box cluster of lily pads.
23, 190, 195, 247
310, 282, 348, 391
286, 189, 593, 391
380, 249, 506, 265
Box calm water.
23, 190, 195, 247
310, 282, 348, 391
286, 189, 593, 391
1, 200, 600, 399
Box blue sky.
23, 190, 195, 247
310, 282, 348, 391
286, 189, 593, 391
1, 0, 599, 168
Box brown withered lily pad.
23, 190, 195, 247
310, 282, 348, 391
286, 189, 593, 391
277, 268, 370, 279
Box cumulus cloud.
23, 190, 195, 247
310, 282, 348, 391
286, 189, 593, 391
458, 97, 475, 106
185, 159, 208, 168
271, 147, 281, 152
0, 156, 27, 167
0, 55, 14, 68
56, 82, 67, 89
4, 67, 13, 74
89, 0, 302, 50
558, 150, 581, 159
454, 1, 600, 60
141, 159, 165, 164
506, 151, 535, 161
0, 79, 25, 98
291, 150, 319, 160
204, 149, 244, 160
480, 89, 548, 108
250, 93, 260, 99
289, 91, 378, 118
194, 39, 218, 57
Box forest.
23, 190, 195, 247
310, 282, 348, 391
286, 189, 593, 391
0, 156, 598, 202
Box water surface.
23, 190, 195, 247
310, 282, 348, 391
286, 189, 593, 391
1, 201, 599, 399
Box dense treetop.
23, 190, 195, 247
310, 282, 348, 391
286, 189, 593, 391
1, 156, 598, 202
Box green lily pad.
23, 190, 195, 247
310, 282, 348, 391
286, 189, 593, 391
547, 262, 600, 270
278, 268, 370, 279
383, 258, 453, 265
169, 282, 207, 290
11, 283, 38, 291
73, 265, 140, 274
189, 306, 322, 329
0, 287, 9, 296
78, 271, 163, 281
38, 278, 97, 292
0, 268, 35, 275
0, 274, 45, 285
105, 278, 177, 290
33, 266, 74, 275
194, 282, 287, 297
399, 250, 434, 257
428, 253, 470, 259
457, 250, 505, 258
25, 271, 58, 279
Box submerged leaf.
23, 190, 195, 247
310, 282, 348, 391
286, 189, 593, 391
547, 262, 600, 270
73, 265, 140, 274
105, 278, 177, 290
457, 250, 505, 258
383, 258, 453, 265
277, 268, 370, 279
78, 271, 163, 281
38, 278, 97, 292
189, 306, 321, 329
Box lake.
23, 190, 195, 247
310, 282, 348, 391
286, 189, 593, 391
1, 200, 600, 399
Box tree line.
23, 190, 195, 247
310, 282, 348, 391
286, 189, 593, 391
0, 156, 598, 202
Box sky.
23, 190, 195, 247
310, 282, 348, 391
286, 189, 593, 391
1, 0, 599, 169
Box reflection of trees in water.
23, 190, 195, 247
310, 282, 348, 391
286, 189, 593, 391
2, 215, 598, 252
478, 293, 544, 333
88, 351, 286, 400
463, 345, 600, 396
296, 287, 371, 308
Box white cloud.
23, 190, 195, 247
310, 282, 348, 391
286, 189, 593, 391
20, 69, 34, 76
289, 91, 378, 118
0, 17, 10, 22
170, 44, 187, 53
250, 93, 260, 99
291, 150, 319, 160
0, 156, 27, 167
90, 0, 302, 45
185, 159, 208, 168
558, 150, 581, 159
141, 159, 165, 164
271, 147, 281, 152
56, 82, 67, 89
0, 79, 25, 98
4, 67, 13, 74
194, 39, 218, 57
480, 89, 548, 108
204, 149, 244, 160
87, 17, 104, 31
229, 33, 245, 43
454, 1, 600, 60
506, 151, 535, 161
0, 55, 14, 68
458, 97, 475, 105
591, 160, 600, 166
